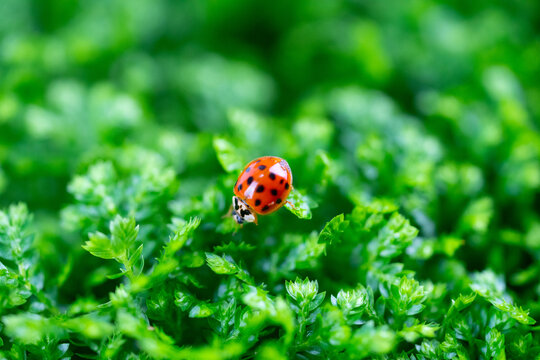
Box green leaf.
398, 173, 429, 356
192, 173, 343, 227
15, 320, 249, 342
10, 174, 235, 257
175, 290, 196, 312
318, 213, 349, 245
486, 328, 506, 360
63, 315, 115, 339
285, 277, 320, 304
386, 277, 427, 317
487, 297, 536, 325
242, 286, 273, 312
284, 188, 313, 219
83, 216, 140, 265
350, 322, 396, 357
206, 253, 238, 275
110, 215, 140, 253
0, 203, 34, 264
377, 213, 418, 258
0, 268, 32, 309
331, 287, 369, 317
439, 236, 464, 257
106, 271, 126, 280
399, 322, 439, 342
470, 270, 536, 325
128, 244, 144, 277
213, 136, 246, 172
451, 293, 477, 313
189, 303, 214, 318
459, 197, 494, 235
309, 292, 326, 312
116, 310, 184, 359
2, 314, 65, 345
167, 218, 201, 251
159, 217, 201, 264
83, 232, 119, 259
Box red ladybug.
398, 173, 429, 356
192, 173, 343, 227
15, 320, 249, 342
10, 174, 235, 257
231, 156, 293, 225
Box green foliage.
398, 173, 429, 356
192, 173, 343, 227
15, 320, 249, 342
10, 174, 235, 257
83, 216, 144, 281
1, 0, 540, 358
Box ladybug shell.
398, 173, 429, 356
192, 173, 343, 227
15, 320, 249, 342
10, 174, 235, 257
234, 156, 293, 215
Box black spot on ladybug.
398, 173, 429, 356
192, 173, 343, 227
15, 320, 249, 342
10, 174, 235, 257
261, 205, 270, 212
238, 184, 243, 191
255, 199, 261, 206
280, 179, 284, 184
276, 198, 282, 204
271, 189, 278, 196
240, 209, 251, 217
246, 166, 251, 173
285, 183, 289, 190
269, 172, 276, 180
256, 185, 265, 192
235, 203, 239, 210
258, 165, 266, 170
247, 176, 253, 185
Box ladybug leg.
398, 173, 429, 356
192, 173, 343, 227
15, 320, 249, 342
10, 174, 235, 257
222, 204, 233, 219
287, 185, 297, 209
232, 223, 242, 235
253, 213, 258, 226
286, 200, 297, 210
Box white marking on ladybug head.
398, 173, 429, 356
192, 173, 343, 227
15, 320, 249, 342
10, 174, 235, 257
232, 196, 256, 224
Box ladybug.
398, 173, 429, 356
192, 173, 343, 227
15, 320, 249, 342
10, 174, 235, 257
231, 156, 293, 225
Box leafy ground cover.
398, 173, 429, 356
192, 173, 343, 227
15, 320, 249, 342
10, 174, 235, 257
1, 0, 540, 359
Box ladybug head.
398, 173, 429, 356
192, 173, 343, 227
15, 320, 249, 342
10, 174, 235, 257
232, 196, 256, 224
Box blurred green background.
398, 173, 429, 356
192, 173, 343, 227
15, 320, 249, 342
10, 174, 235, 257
1, 0, 539, 209
1, 0, 540, 358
